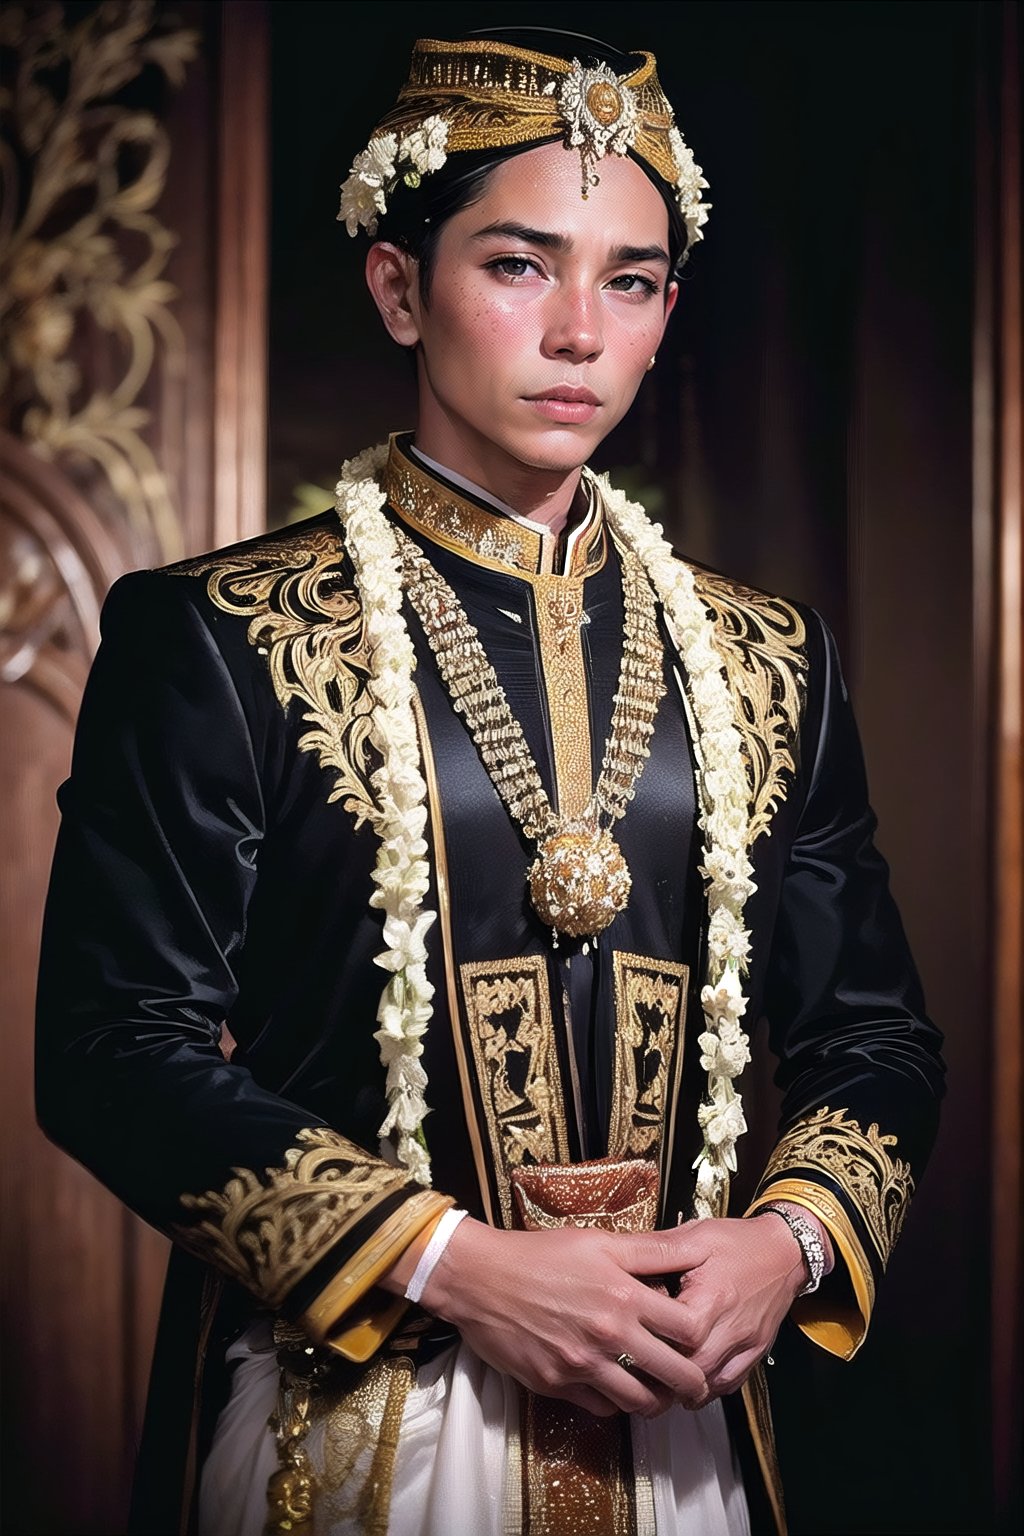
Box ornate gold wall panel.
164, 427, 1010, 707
0, 0, 199, 562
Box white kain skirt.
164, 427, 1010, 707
199, 1316, 750, 1536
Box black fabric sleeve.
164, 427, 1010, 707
35, 571, 434, 1313
751, 614, 945, 1350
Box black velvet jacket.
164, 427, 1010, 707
36, 439, 945, 1533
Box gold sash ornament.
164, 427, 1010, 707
510, 1155, 660, 1234
509, 1157, 660, 1536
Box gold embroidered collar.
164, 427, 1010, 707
382, 434, 606, 579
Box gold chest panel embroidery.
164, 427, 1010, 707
757, 1105, 915, 1268
608, 952, 689, 1171
173, 528, 377, 826
693, 567, 808, 846
459, 956, 570, 1228
460, 951, 689, 1228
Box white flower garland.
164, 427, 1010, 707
336, 443, 435, 1186
337, 450, 754, 1215
667, 126, 712, 250
599, 477, 754, 1219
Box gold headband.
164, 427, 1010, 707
338, 37, 710, 255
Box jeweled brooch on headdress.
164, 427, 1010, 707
337, 39, 710, 254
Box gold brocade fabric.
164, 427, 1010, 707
510, 1157, 659, 1535
266, 1320, 417, 1536
510, 1155, 659, 1233
375, 39, 680, 187
520, 1396, 644, 1536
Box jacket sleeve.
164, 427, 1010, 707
746, 613, 945, 1359
35, 571, 449, 1340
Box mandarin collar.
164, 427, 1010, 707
382, 434, 606, 580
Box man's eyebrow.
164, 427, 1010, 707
471, 222, 670, 267
471, 221, 570, 251
610, 243, 671, 266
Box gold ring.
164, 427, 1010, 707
615, 1351, 637, 1371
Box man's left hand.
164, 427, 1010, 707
654, 1214, 810, 1400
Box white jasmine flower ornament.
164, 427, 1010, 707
401, 115, 449, 178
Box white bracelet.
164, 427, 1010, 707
404, 1208, 469, 1304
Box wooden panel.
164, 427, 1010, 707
213, 0, 269, 549
986, 4, 1023, 1526
0, 2, 270, 1530
0, 434, 168, 1535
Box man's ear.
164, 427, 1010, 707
365, 242, 422, 347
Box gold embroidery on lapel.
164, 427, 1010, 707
174, 529, 377, 825
608, 953, 689, 1173
459, 956, 569, 1228
691, 567, 808, 846
173, 1128, 412, 1308
756, 1106, 915, 1268
532, 574, 593, 818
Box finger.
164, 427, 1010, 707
588, 1358, 677, 1418
634, 1281, 707, 1351
631, 1334, 711, 1406
687, 1312, 773, 1382
557, 1385, 621, 1418
618, 1226, 707, 1277
705, 1342, 766, 1399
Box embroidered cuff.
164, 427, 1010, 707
172, 1127, 440, 1314
746, 1178, 873, 1359
749, 1105, 916, 1360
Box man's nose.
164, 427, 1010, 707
541, 283, 604, 364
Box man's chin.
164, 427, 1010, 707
504, 425, 608, 475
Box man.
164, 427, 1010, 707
36, 30, 944, 1536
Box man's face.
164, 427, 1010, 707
403, 141, 678, 481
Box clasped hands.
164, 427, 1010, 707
384, 1214, 811, 1419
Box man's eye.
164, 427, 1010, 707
486, 255, 538, 279
607, 273, 660, 296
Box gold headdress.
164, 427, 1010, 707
338, 37, 710, 255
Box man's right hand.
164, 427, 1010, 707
383, 1217, 709, 1418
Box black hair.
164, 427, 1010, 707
372, 27, 688, 302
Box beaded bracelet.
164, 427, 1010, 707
758, 1202, 828, 1295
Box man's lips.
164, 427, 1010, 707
523, 386, 602, 423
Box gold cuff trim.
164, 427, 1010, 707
300, 1188, 453, 1346
755, 1106, 914, 1269
747, 1178, 874, 1360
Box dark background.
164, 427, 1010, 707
268, 4, 987, 1533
